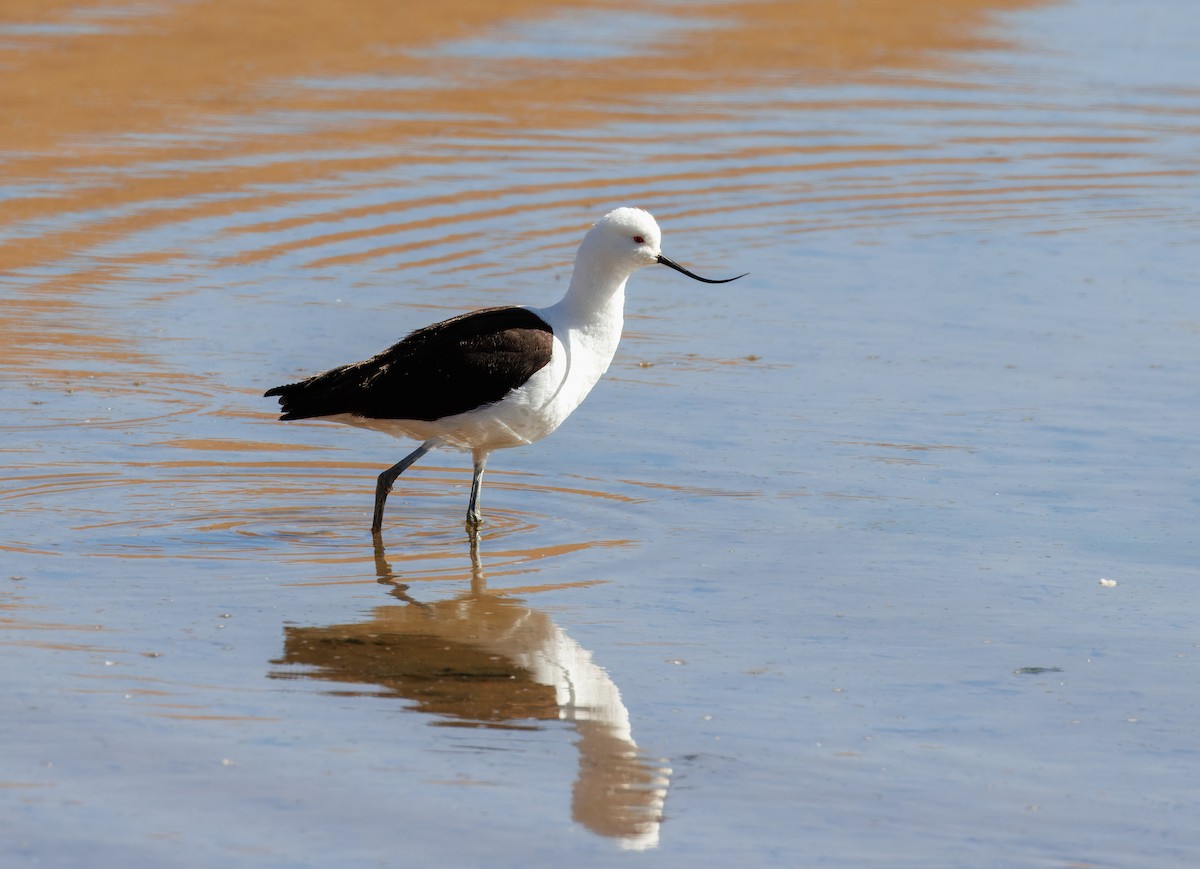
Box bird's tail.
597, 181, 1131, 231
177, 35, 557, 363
264, 363, 361, 421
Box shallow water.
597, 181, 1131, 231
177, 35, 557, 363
2, 0, 1199, 866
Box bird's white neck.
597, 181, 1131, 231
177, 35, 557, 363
548, 237, 632, 327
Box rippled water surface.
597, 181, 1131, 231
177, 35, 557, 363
3, 1, 1199, 866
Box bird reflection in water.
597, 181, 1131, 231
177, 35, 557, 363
270, 535, 671, 849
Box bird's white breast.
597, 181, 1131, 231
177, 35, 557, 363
450, 299, 623, 451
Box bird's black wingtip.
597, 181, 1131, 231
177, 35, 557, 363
264, 384, 299, 420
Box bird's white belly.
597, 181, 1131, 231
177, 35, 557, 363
330, 324, 618, 453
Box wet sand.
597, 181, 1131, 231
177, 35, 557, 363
3, 0, 1199, 865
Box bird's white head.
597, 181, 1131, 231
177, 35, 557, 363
583, 207, 664, 274
566, 207, 747, 308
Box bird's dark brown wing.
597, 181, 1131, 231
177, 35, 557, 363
265, 306, 554, 422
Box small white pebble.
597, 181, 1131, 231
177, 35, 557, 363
1099, 578, 1118, 588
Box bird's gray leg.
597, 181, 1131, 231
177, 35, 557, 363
372, 440, 435, 534
466, 450, 488, 530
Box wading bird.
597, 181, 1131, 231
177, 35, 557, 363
265, 207, 745, 534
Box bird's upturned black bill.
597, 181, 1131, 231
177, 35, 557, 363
656, 254, 747, 284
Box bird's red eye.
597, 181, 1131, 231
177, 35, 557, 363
633, 235, 645, 244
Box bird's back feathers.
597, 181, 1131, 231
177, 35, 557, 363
265, 306, 554, 423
